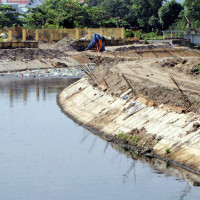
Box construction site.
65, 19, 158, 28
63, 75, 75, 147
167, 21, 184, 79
1, 30, 200, 198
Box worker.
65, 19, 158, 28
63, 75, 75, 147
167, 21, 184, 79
86, 33, 105, 52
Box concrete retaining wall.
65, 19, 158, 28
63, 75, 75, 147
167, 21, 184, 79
1, 28, 124, 42
33, 28, 124, 41
58, 78, 200, 174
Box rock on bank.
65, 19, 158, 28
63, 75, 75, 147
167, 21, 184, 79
58, 78, 200, 174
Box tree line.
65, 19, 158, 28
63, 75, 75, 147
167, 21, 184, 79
0, 0, 199, 33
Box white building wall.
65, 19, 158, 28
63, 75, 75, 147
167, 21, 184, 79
26, 0, 44, 8
185, 34, 200, 45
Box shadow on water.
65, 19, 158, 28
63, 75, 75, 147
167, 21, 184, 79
0, 77, 200, 200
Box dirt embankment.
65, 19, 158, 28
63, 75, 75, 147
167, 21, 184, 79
0, 48, 67, 61
0, 39, 80, 73
76, 44, 200, 114
0, 38, 78, 62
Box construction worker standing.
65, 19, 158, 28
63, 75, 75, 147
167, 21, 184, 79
86, 33, 105, 52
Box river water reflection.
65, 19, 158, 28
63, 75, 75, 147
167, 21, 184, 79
0, 77, 200, 200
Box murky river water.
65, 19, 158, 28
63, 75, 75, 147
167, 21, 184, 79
0, 77, 200, 200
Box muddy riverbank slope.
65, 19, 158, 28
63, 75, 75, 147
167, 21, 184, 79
58, 43, 200, 174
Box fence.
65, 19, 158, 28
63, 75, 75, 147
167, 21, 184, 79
1, 28, 125, 42
162, 31, 186, 39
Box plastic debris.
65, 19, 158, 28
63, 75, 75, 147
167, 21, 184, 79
122, 95, 129, 100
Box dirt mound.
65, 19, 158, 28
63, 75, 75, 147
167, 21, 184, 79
115, 44, 172, 52
39, 38, 78, 52
0, 38, 79, 61
109, 48, 200, 58
71, 52, 132, 65
159, 58, 200, 75
161, 58, 188, 68
105, 44, 200, 58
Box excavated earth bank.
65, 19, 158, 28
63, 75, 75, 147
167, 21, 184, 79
58, 43, 200, 175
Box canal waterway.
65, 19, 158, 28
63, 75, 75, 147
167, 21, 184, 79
0, 77, 200, 200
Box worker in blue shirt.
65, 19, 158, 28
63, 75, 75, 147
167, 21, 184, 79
86, 33, 105, 52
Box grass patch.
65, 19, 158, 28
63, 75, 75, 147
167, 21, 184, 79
197, 65, 200, 74
165, 148, 171, 154
117, 145, 125, 152
123, 135, 130, 140
118, 132, 125, 137
125, 30, 163, 40
118, 131, 130, 141
132, 136, 138, 143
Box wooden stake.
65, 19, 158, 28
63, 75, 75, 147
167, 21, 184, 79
122, 74, 134, 92
169, 73, 192, 109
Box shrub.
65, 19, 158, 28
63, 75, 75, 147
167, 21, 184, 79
125, 29, 134, 38
165, 148, 171, 154
197, 65, 200, 74
118, 132, 130, 141
132, 136, 138, 143
143, 38, 149, 44
133, 30, 144, 39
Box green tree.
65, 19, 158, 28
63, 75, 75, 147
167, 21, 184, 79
158, 0, 183, 30
0, 5, 22, 28
24, 0, 108, 28
24, 7, 48, 28
86, 0, 104, 6
100, 0, 137, 27
184, 0, 200, 28
132, 0, 164, 32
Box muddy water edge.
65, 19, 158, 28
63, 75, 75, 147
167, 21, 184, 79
1, 77, 200, 200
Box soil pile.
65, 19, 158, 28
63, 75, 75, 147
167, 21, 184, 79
115, 44, 172, 51
39, 38, 78, 52
160, 58, 200, 74
71, 52, 132, 65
